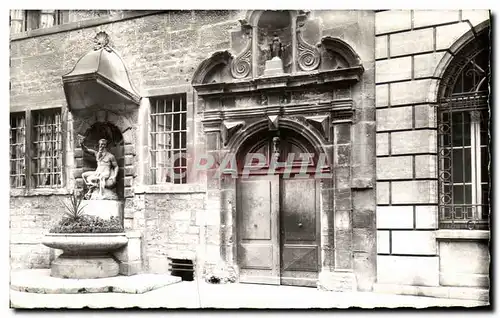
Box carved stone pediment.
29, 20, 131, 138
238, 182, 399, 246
192, 11, 365, 100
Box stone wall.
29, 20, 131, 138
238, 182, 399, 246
374, 10, 490, 288
10, 10, 241, 109
10, 196, 66, 269
10, 10, 241, 270
142, 192, 205, 274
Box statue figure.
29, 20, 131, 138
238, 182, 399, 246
272, 136, 281, 158
79, 136, 119, 200
269, 33, 283, 59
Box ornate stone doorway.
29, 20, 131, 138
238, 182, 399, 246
236, 129, 321, 287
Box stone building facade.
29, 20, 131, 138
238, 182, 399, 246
9, 10, 490, 301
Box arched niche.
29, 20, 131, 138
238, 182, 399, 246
191, 10, 365, 94
81, 121, 125, 198
255, 10, 294, 75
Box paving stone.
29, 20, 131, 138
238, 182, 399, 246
10, 269, 181, 294
10, 272, 488, 308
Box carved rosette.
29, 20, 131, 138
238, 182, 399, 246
230, 38, 252, 79
297, 32, 320, 72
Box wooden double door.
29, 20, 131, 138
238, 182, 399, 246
237, 175, 320, 287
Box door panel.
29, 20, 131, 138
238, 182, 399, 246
280, 178, 320, 287
281, 246, 319, 272
237, 175, 280, 285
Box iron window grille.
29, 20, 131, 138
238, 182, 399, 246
10, 10, 112, 34
32, 109, 63, 188
10, 113, 26, 188
9, 108, 63, 190
437, 47, 490, 230
150, 94, 187, 184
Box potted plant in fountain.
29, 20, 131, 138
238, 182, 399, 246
42, 191, 128, 279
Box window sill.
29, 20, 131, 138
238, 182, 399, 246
134, 183, 206, 194
10, 188, 70, 197
435, 229, 490, 241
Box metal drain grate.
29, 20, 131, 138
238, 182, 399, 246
168, 258, 194, 281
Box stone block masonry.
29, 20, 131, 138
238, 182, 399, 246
374, 9, 490, 290
143, 192, 205, 274
10, 11, 240, 109
10, 10, 238, 272
10, 196, 67, 269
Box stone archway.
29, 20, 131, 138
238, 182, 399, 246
82, 121, 125, 198
71, 106, 138, 200
216, 122, 334, 288
234, 128, 322, 287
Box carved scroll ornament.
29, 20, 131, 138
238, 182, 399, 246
230, 37, 252, 79
297, 31, 321, 72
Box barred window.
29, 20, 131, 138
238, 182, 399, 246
32, 109, 63, 188
10, 113, 26, 188
9, 108, 63, 190
438, 45, 490, 230
10, 10, 114, 34
150, 94, 187, 184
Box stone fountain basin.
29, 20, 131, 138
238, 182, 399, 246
42, 233, 128, 254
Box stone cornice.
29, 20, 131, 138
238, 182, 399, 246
202, 101, 353, 122
193, 66, 364, 97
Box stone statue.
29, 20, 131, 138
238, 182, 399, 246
262, 33, 289, 76
79, 136, 119, 200
270, 34, 283, 59
272, 136, 281, 158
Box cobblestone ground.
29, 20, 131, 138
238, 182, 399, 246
11, 280, 488, 309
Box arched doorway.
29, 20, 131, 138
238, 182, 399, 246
235, 128, 321, 287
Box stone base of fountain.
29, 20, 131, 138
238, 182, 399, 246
51, 255, 120, 279
42, 233, 128, 279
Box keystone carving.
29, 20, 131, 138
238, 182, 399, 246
267, 115, 279, 131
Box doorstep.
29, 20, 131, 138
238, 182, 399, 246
10, 269, 181, 294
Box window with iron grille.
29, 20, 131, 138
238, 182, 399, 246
9, 108, 63, 190
438, 44, 490, 230
150, 94, 187, 184
10, 112, 26, 188
10, 10, 112, 34
32, 109, 63, 188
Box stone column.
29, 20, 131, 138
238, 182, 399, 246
318, 177, 334, 272
319, 123, 357, 291
136, 98, 150, 189
220, 161, 238, 272
351, 76, 377, 291
201, 122, 224, 276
